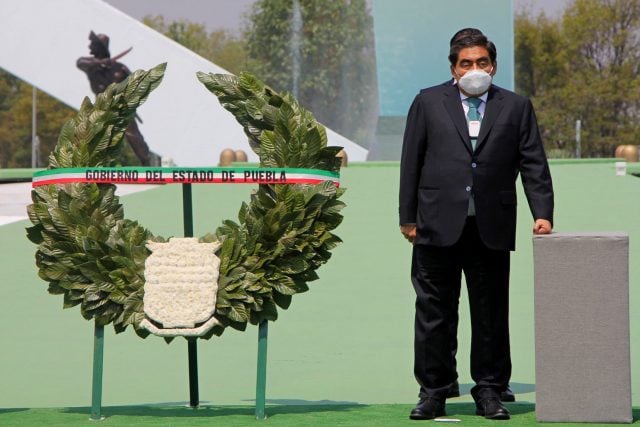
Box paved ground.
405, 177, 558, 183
0, 183, 35, 225
0, 182, 158, 226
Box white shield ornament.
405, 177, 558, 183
140, 237, 222, 337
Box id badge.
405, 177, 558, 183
468, 120, 481, 138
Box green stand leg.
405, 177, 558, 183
182, 183, 194, 237
188, 338, 199, 407
90, 322, 105, 421
182, 183, 199, 408
255, 320, 268, 420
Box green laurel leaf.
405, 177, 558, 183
29, 65, 345, 341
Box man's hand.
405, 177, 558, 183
533, 219, 552, 235
400, 224, 417, 244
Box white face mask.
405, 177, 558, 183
457, 68, 493, 96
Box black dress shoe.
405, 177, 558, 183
475, 397, 510, 420
449, 382, 515, 400
410, 397, 446, 420
447, 381, 460, 398
501, 386, 515, 402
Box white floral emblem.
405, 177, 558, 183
140, 237, 221, 336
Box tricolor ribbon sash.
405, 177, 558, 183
32, 167, 340, 187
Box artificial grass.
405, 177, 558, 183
0, 404, 638, 426
1, 162, 639, 413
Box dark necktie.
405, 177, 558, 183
466, 97, 482, 151
466, 97, 482, 216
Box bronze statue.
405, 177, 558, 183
77, 31, 151, 165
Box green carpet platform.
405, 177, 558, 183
0, 160, 638, 425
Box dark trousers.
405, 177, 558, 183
412, 217, 511, 399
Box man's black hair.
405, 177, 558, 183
448, 28, 497, 66
450, 28, 484, 46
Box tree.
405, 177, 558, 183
143, 15, 248, 75
515, 12, 576, 155
515, 13, 567, 98
0, 69, 77, 168
515, 0, 640, 157
0, 70, 25, 168
562, 0, 640, 156
245, 0, 378, 146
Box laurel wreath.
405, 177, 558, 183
27, 63, 345, 339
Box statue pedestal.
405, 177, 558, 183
533, 232, 632, 423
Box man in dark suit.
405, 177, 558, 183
441, 29, 516, 405
399, 29, 554, 420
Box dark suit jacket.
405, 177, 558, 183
399, 83, 554, 251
